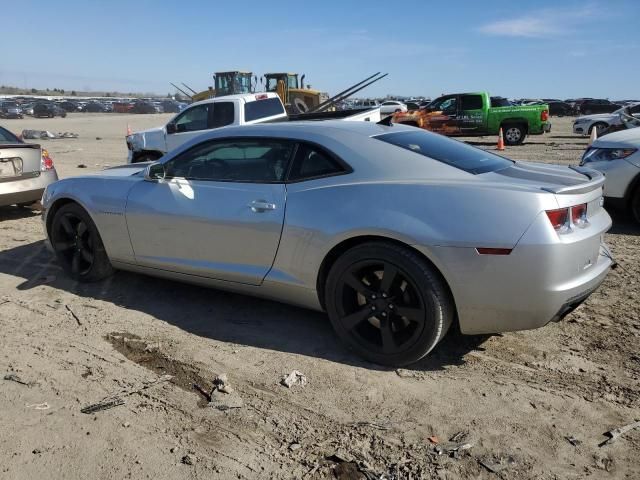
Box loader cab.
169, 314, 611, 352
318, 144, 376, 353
264, 73, 299, 92
214, 71, 254, 97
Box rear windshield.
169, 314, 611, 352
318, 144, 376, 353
244, 97, 285, 122
375, 130, 513, 174
0, 126, 20, 143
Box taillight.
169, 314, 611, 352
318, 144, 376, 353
541, 110, 549, 121
41, 149, 54, 171
571, 203, 587, 226
546, 204, 588, 232
546, 208, 569, 230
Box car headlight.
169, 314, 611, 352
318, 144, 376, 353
581, 147, 637, 164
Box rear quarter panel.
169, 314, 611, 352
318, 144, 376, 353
271, 179, 556, 290
487, 105, 547, 134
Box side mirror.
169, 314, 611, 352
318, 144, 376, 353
144, 162, 166, 182
166, 122, 177, 134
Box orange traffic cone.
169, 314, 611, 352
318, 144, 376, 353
126, 124, 132, 136
496, 128, 505, 151
588, 125, 598, 146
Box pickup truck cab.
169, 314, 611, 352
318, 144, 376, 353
392, 92, 551, 145
126, 92, 288, 163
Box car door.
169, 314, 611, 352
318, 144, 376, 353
458, 94, 486, 134
425, 95, 461, 134
125, 137, 294, 285
164, 102, 235, 153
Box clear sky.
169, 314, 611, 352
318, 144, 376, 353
2, 0, 638, 99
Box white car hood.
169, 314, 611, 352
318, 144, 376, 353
126, 126, 165, 151
87, 163, 150, 177
592, 127, 640, 148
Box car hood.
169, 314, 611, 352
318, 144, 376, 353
126, 126, 165, 150
575, 113, 614, 122
82, 163, 151, 178
591, 127, 640, 148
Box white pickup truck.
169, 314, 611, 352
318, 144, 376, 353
126, 92, 381, 163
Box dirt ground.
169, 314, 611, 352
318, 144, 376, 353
0, 114, 638, 479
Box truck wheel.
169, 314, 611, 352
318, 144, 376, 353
502, 124, 526, 145
134, 152, 162, 163
293, 98, 309, 114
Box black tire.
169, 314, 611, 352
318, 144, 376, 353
589, 122, 608, 136
631, 187, 640, 224
133, 152, 162, 163
324, 242, 454, 366
50, 203, 113, 282
502, 124, 526, 145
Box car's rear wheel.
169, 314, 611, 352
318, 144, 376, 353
50, 203, 113, 282
325, 242, 454, 366
502, 124, 526, 145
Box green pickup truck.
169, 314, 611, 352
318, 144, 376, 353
392, 92, 551, 145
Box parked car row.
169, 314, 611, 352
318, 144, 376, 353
0, 97, 188, 118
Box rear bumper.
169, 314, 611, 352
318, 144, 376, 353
417, 208, 612, 335
543, 121, 552, 133
0, 169, 59, 207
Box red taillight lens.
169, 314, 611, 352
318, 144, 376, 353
571, 203, 587, 225
541, 110, 549, 121
546, 208, 569, 230
41, 149, 54, 171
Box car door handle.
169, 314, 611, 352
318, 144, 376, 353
249, 200, 276, 212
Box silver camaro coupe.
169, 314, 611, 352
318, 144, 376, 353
42, 121, 612, 366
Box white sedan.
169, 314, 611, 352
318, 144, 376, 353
380, 101, 408, 114
573, 103, 640, 136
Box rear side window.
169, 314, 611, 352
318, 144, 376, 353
375, 130, 513, 174
461, 95, 483, 110
210, 102, 235, 128
0, 126, 20, 143
244, 97, 285, 122
287, 144, 346, 181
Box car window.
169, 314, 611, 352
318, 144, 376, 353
287, 143, 346, 181
0, 126, 20, 143
461, 95, 483, 110
165, 139, 294, 183
244, 97, 285, 122
174, 104, 209, 132
630, 104, 640, 115
209, 102, 235, 128
375, 130, 513, 175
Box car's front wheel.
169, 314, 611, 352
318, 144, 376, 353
325, 242, 454, 366
50, 203, 114, 282
631, 187, 640, 224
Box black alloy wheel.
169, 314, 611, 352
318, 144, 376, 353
325, 242, 453, 366
51, 203, 113, 282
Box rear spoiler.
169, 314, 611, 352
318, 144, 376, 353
541, 166, 605, 195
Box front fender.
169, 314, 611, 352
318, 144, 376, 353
43, 177, 140, 263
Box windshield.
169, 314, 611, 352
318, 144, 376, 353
374, 129, 513, 174
0, 126, 21, 143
